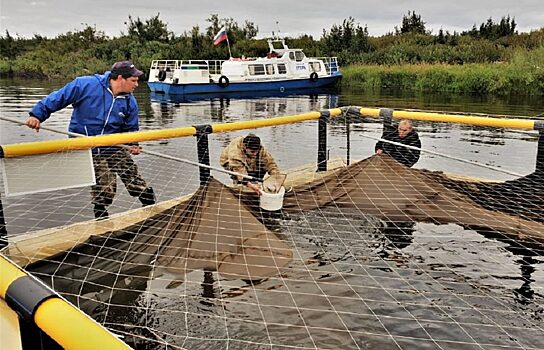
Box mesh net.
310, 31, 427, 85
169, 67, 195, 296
1, 113, 544, 350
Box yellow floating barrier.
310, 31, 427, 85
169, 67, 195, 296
0, 255, 131, 350
356, 107, 540, 130
1, 106, 540, 159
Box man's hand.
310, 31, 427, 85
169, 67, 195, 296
247, 182, 262, 195
129, 145, 142, 155
376, 149, 383, 155
26, 116, 41, 132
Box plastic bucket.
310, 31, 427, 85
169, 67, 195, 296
259, 186, 285, 211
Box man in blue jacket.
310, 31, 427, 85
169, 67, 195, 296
26, 61, 155, 219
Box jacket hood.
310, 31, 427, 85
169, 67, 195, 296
94, 71, 111, 90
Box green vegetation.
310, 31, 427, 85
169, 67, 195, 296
1, 12, 543, 95
342, 47, 544, 95
342, 49, 544, 95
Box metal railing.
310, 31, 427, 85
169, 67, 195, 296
150, 60, 226, 75
315, 57, 340, 75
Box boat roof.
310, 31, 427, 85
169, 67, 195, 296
267, 39, 302, 56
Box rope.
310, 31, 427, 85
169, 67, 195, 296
1, 114, 528, 178
342, 108, 529, 177
364, 133, 525, 177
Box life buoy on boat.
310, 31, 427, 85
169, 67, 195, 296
158, 70, 167, 82
218, 75, 230, 88
310, 72, 319, 82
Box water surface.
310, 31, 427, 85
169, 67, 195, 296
1, 78, 543, 349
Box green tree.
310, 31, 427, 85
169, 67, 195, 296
205, 14, 258, 41
125, 13, 172, 42
321, 17, 370, 56
0, 30, 46, 60
203, 14, 259, 57
397, 11, 427, 35
190, 25, 205, 57
0, 30, 17, 59
463, 16, 517, 40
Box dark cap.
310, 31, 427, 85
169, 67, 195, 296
243, 134, 261, 151
110, 61, 143, 78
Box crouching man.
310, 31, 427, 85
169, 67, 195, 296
220, 134, 280, 194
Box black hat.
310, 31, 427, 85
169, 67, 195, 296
110, 61, 143, 77
243, 134, 261, 151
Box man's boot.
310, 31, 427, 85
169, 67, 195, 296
139, 187, 156, 207
93, 204, 109, 220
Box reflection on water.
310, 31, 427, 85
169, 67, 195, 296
514, 256, 537, 304
1, 78, 544, 349
377, 222, 416, 258
149, 87, 341, 104
146, 89, 339, 126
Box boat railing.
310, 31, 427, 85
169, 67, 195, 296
150, 60, 182, 71
150, 60, 226, 75
315, 57, 340, 75
206, 60, 225, 75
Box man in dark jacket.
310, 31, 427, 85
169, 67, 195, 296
25, 61, 155, 219
375, 119, 421, 167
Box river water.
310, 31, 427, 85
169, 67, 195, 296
1, 78, 543, 349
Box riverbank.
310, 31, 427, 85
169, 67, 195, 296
4, 60, 543, 97
341, 47, 544, 95
2, 47, 543, 95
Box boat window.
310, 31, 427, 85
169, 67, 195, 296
266, 64, 275, 75
295, 51, 305, 62
310, 62, 322, 72
289, 52, 295, 61
248, 64, 266, 75
277, 64, 287, 74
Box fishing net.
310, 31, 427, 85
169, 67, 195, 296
1, 113, 544, 349
280, 155, 544, 240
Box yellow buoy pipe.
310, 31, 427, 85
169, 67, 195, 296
1, 126, 198, 158
0, 255, 131, 349
357, 107, 538, 130
212, 109, 342, 133
1, 109, 343, 158
0, 256, 25, 298
33, 298, 131, 350
1, 106, 536, 159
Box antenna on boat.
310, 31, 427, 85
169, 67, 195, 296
275, 21, 281, 39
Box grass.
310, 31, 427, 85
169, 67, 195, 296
341, 47, 544, 95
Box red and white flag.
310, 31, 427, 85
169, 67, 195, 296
213, 27, 228, 45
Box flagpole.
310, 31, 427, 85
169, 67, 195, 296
226, 32, 232, 58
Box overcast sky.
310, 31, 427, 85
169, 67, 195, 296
1, 0, 543, 39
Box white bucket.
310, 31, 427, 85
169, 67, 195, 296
259, 186, 285, 211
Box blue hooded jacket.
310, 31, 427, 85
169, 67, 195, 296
29, 72, 139, 145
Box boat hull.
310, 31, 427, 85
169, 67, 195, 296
149, 87, 340, 103
147, 74, 342, 95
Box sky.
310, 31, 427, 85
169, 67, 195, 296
1, 0, 543, 39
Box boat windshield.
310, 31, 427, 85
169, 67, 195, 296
288, 51, 306, 62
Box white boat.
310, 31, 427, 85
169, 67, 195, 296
147, 39, 342, 95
